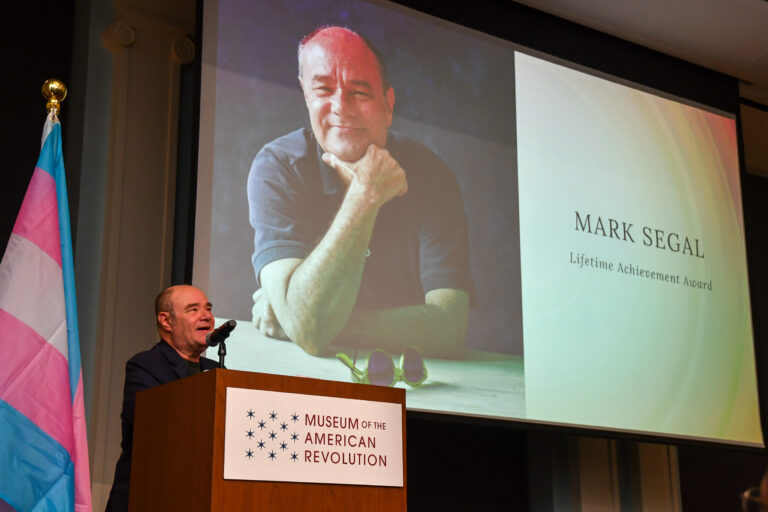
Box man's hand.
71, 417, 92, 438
251, 288, 289, 340
322, 144, 408, 207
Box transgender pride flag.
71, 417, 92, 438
0, 113, 92, 511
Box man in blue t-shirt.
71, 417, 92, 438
247, 26, 472, 359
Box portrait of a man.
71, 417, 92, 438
197, 0, 523, 418
247, 26, 473, 358
200, 0, 521, 364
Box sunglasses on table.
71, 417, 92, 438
336, 347, 428, 387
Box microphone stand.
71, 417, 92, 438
218, 340, 227, 369
207, 319, 236, 370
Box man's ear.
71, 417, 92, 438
298, 75, 309, 103
158, 312, 173, 333
386, 86, 395, 126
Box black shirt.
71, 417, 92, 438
247, 128, 474, 309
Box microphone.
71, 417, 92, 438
206, 319, 237, 347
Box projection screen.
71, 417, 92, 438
193, 0, 763, 447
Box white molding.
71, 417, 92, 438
88, 2, 195, 508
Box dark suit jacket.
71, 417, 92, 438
105, 341, 219, 511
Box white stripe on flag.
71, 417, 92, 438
0, 233, 68, 358
41, 112, 56, 149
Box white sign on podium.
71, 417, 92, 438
223, 387, 404, 487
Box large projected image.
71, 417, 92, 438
196, 0, 524, 420
195, 0, 763, 445
516, 53, 762, 445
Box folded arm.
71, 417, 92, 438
259, 145, 406, 355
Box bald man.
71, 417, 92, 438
105, 285, 220, 511
247, 26, 473, 359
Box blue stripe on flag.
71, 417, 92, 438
0, 400, 74, 512
39, 120, 82, 401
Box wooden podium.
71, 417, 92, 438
129, 369, 407, 511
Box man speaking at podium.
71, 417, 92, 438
248, 26, 473, 359
106, 285, 220, 511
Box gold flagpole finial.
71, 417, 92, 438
42, 79, 68, 116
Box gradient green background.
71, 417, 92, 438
516, 52, 762, 446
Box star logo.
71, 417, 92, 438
234, 408, 308, 467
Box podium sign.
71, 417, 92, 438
224, 388, 403, 486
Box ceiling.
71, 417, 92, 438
515, 0, 768, 105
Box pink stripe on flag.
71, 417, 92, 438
72, 373, 92, 512
11, 167, 61, 267
0, 309, 74, 456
